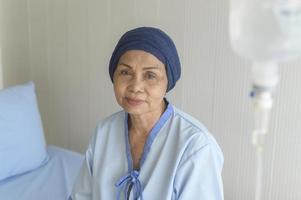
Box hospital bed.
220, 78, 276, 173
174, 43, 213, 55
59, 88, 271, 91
0, 146, 83, 200
0, 81, 84, 200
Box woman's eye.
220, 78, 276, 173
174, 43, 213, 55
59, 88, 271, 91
146, 72, 156, 80
120, 70, 130, 75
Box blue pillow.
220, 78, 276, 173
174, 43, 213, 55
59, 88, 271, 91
0, 82, 48, 181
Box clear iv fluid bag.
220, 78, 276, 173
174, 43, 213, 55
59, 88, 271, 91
230, 0, 301, 62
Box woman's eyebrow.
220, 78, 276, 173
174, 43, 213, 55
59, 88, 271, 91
119, 63, 162, 71
118, 62, 132, 68
143, 66, 161, 71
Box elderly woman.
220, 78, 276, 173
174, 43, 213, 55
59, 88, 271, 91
70, 27, 224, 200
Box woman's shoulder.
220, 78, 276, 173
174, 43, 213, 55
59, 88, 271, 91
171, 106, 210, 135
96, 110, 125, 129
89, 110, 125, 142
88, 110, 125, 150
170, 105, 223, 158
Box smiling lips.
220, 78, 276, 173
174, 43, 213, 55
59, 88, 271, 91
125, 97, 145, 106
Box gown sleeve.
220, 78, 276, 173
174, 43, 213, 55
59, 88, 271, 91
69, 133, 96, 200
174, 137, 224, 200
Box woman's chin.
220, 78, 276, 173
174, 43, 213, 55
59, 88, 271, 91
121, 100, 146, 114
124, 106, 145, 116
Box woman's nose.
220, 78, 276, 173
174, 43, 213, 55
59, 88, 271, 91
129, 76, 144, 93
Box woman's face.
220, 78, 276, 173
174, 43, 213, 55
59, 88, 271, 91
113, 50, 168, 116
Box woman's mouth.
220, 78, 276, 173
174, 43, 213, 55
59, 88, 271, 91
125, 97, 144, 106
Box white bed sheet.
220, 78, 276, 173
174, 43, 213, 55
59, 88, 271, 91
0, 145, 83, 200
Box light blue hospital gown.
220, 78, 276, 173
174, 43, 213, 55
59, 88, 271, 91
70, 103, 224, 200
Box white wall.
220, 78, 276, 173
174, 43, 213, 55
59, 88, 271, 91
1, 0, 301, 199
1, 0, 31, 86
0, 47, 3, 89
0, 2, 4, 89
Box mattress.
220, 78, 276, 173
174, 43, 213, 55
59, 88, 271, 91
0, 145, 84, 200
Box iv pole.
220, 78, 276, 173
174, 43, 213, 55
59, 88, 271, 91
229, 1, 301, 200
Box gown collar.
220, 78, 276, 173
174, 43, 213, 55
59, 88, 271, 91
124, 99, 173, 171
115, 99, 173, 200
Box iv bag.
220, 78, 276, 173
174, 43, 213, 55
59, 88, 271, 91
229, 0, 301, 62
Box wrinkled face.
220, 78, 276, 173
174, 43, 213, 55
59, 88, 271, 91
113, 50, 168, 116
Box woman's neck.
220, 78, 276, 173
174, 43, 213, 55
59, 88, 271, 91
128, 100, 166, 136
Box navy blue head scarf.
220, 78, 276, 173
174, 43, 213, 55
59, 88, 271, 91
109, 27, 181, 92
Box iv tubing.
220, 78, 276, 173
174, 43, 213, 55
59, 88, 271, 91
252, 96, 271, 200
251, 62, 278, 200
